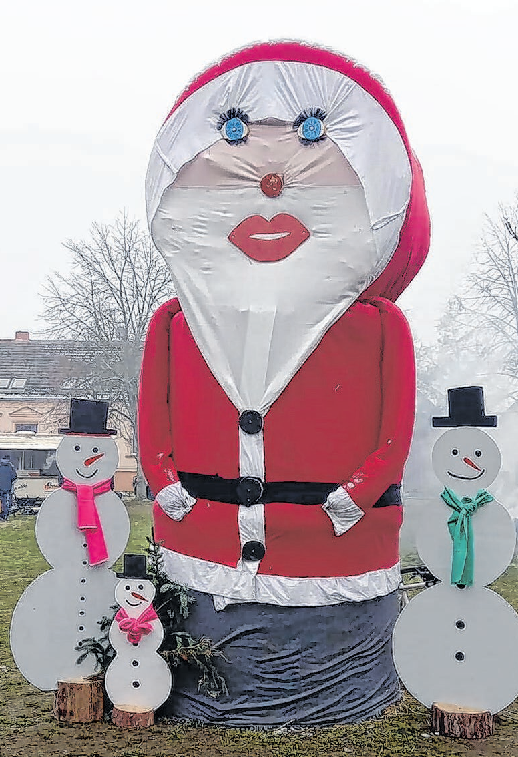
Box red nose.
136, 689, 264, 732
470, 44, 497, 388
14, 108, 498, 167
463, 457, 481, 471
131, 592, 147, 601
260, 173, 283, 197
84, 453, 104, 467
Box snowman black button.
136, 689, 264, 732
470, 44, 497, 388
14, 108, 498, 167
239, 411, 263, 435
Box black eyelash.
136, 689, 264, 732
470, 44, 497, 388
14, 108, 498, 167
293, 107, 327, 130
217, 107, 250, 131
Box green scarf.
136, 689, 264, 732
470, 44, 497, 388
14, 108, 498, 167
440, 487, 494, 587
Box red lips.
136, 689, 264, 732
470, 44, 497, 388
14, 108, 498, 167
228, 214, 310, 262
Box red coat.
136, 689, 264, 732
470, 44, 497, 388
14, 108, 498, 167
138, 295, 415, 602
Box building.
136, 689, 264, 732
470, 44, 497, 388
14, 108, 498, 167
0, 331, 137, 496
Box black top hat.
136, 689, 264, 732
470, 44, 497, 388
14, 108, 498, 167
116, 553, 152, 580
59, 398, 117, 436
432, 386, 497, 428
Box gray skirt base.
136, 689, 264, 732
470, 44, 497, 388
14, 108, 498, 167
168, 590, 400, 727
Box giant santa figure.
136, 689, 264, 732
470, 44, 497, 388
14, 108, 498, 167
139, 42, 430, 725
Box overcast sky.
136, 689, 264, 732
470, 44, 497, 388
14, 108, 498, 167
1, 0, 517, 342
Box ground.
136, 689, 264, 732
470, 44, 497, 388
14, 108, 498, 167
2, 502, 518, 757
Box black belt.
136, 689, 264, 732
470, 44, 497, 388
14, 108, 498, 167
178, 472, 401, 509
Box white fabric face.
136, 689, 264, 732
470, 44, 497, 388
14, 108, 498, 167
147, 60, 411, 260
172, 123, 361, 189
153, 182, 377, 414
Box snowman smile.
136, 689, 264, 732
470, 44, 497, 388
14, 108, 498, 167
76, 468, 99, 479
447, 469, 486, 480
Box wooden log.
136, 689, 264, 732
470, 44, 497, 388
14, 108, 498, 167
112, 705, 154, 728
431, 702, 494, 739
54, 677, 104, 723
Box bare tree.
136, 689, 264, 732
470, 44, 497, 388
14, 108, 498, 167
43, 213, 172, 342
413, 198, 518, 416
451, 198, 518, 395
41, 213, 174, 492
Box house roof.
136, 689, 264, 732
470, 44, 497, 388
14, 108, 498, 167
0, 333, 112, 398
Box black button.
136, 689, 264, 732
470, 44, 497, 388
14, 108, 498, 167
239, 410, 263, 435
237, 477, 263, 506
242, 540, 266, 561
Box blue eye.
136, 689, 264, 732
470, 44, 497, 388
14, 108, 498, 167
223, 117, 248, 142
218, 107, 249, 144
293, 108, 327, 144
298, 116, 325, 141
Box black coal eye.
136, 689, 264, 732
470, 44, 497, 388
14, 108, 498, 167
452, 449, 458, 455
475, 450, 482, 457
138, 584, 143, 590
74, 445, 81, 452
125, 585, 130, 590
92, 447, 98, 453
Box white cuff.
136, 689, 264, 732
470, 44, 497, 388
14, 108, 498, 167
155, 482, 196, 522
322, 486, 364, 536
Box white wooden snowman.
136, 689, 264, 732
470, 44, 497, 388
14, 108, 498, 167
394, 386, 518, 713
10, 398, 130, 690
105, 554, 172, 712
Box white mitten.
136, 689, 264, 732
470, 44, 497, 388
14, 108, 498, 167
155, 481, 196, 521
322, 486, 364, 536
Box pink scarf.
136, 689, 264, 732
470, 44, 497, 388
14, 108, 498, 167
115, 604, 159, 644
61, 478, 112, 565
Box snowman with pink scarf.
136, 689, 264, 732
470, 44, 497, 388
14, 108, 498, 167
105, 553, 172, 712
11, 399, 130, 691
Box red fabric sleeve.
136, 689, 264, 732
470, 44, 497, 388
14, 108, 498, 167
138, 298, 181, 495
342, 298, 415, 511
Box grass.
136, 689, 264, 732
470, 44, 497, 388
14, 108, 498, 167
1, 502, 518, 756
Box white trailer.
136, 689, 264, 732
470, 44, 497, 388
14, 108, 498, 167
0, 433, 60, 505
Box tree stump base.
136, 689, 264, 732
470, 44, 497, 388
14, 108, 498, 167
54, 677, 104, 723
112, 705, 154, 728
431, 702, 494, 739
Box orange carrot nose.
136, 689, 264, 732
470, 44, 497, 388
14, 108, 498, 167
84, 453, 104, 467
131, 592, 147, 602
463, 456, 481, 471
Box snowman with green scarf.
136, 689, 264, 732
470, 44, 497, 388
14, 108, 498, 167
393, 386, 518, 713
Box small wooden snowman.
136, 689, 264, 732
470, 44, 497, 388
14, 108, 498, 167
394, 386, 518, 737
105, 554, 172, 727
11, 398, 130, 693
